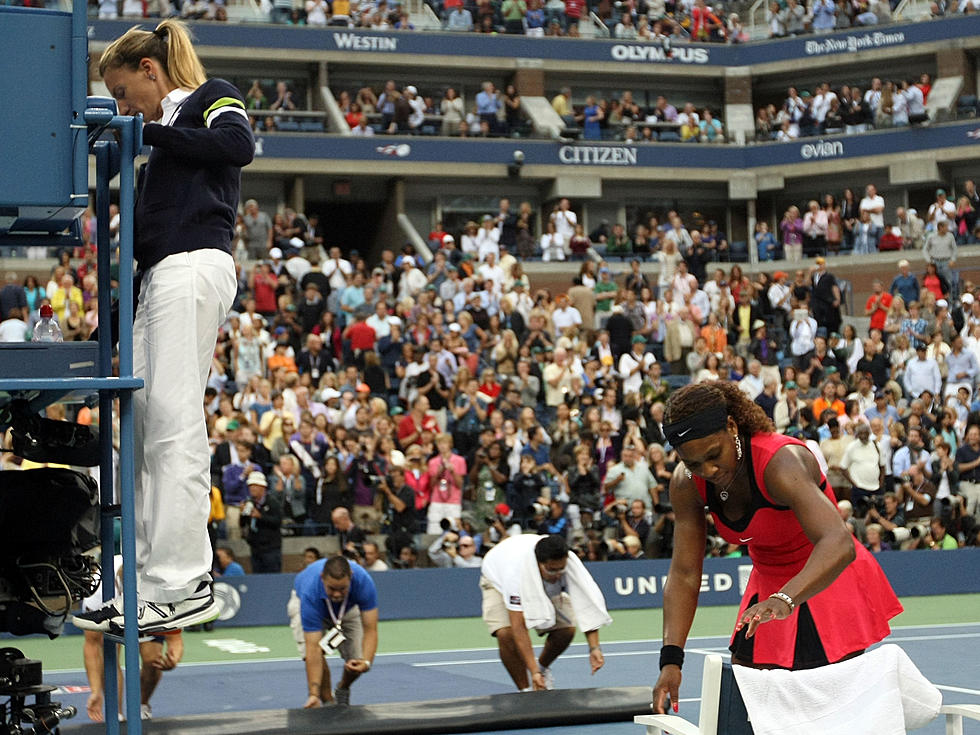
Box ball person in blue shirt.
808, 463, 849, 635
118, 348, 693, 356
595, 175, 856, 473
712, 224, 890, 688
293, 556, 379, 707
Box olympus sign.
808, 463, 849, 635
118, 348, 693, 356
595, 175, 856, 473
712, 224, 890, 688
800, 139, 844, 160
610, 44, 710, 64
559, 145, 638, 165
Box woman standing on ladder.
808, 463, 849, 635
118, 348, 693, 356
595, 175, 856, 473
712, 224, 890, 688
651, 382, 902, 713
73, 20, 253, 634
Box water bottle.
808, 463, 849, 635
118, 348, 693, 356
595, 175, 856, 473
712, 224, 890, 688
439, 478, 449, 498
32, 304, 63, 343
484, 481, 495, 503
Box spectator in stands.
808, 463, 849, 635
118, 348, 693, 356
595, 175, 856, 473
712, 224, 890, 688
445, 3, 474, 29
242, 471, 283, 573
428, 529, 484, 567
923, 219, 957, 286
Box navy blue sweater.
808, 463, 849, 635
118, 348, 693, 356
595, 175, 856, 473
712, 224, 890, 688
135, 78, 254, 271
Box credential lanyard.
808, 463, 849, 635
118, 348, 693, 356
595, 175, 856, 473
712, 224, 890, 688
326, 587, 350, 627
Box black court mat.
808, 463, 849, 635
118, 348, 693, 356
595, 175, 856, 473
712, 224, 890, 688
68, 687, 653, 734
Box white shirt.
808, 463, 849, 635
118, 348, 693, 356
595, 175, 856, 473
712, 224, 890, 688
619, 348, 655, 394
324, 258, 353, 290
478, 263, 505, 293
0, 318, 28, 342
366, 314, 392, 339
859, 195, 886, 228
397, 268, 427, 301
790, 315, 817, 357
482, 534, 551, 611
552, 306, 583, 336
550, 209, 578, 241
476, 228, 500, 262
840, 438, 885, 490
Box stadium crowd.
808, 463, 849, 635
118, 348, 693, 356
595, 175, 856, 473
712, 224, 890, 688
82, 0, 977, 40
247, 69, 936, 144
2, 192, 979, 573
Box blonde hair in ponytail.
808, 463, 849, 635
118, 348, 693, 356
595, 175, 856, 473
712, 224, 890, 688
99, 19, 206, 90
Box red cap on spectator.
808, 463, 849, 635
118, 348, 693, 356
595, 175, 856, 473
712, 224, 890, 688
356, 383, 371, 392
494, 503, 511, 516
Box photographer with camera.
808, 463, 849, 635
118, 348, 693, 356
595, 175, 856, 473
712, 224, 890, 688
865, 491, 905, 533
511, 453, 549, 530
241, 471, 283, 573
894, 464, 936, 539
294, 555, 378, 708
467, 439, 510, 524
346, 434, 387, 533
426, 433, 466, 533
428, 527, 483, 568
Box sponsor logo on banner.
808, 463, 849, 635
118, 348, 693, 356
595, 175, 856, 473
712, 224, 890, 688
214, 581, 243, 621
613, 572, 735, 596
800, 139, 844, 159
376, 143, 412, 157
333, 32, 398, 51
559, 145, 638, 165
611, 44, 710, 64
804, 31, 905, 56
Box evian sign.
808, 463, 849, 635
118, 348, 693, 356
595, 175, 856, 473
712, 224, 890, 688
800, 139, 844, 160
610, 44, 710, 64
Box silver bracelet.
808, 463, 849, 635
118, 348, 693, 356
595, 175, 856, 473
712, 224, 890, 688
769, 591, 795, 612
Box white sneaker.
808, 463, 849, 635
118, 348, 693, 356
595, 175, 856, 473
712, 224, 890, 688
71, 594, 124, 633
109, 582, 219, 634
540, 666, 555, 690
140, 704, 152, 720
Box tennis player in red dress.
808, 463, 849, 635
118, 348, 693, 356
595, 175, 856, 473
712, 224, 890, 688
652, 382, 903, 714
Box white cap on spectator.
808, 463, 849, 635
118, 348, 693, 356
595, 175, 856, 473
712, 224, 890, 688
389, 450, 406, 468
443, 234, 455, 243
246, 471, 267, 488
269, 247, 283, 259
937, 299, 948, 309
289, 236, 305, 249
962, 293, 975, 304
405, 85, 417, 96
449, 323, 462, 332
322, 388, 341, 400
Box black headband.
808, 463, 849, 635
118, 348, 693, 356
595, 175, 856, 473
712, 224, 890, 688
663, 405, 729, 447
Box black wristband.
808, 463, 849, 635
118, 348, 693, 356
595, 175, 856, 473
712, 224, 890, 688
659, 644, 684, 670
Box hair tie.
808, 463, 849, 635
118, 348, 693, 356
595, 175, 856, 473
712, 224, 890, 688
153, 27, 167, 40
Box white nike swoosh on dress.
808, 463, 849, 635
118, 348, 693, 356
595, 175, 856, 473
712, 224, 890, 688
739, 537, 753, 542
677, 427, 692, 437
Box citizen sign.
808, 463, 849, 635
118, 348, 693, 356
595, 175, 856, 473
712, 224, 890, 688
559, 145, 638, 165
800, 140, 844, 160
333, 32, 398, 51
611, 44, 710, 64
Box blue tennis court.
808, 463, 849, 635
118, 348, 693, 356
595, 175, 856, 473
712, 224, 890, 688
52, 620, 980, 734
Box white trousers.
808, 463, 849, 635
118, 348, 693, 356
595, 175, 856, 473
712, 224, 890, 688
133, 249, 237, 603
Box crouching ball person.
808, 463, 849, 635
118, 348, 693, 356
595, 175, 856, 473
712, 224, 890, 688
290, 556, 378, 707
72, 19, 253, 634
480, 534, 611, 691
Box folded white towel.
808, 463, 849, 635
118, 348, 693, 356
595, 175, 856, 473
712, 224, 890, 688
732, 644, 941, 735
519, 536, 612, 633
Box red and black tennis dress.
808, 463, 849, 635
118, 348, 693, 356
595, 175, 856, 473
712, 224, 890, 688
693, 432, 903, 669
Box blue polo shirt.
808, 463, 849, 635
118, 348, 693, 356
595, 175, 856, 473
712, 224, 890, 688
295, 559, 378, 633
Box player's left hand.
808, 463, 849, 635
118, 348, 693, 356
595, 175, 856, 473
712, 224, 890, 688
345, 659, 370, 673
735, 596, 793, 639
589, 646, 604, 674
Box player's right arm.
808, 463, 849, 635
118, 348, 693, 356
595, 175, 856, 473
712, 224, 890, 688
652, 466, 707, 714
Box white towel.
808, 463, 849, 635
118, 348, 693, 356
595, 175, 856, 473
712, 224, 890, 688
519, 538, 612, 633
732, 644, 941, 735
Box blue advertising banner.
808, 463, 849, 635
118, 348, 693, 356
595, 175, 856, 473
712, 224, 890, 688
205, 548, 980, 628
249, 121, 980, 171
89, 16, 980, 68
